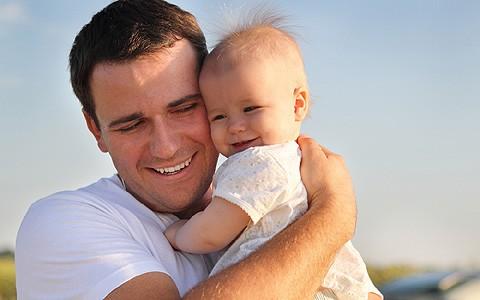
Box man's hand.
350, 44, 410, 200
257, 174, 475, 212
297, 135, 357, 239
184, 137, 360, 299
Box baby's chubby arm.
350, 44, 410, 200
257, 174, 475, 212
164, 197, 250, 254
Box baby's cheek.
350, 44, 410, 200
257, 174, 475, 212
261, 119, 283, 144
210, 127, 222, 144
210, 125, 225, 150
266, 116, 294, 143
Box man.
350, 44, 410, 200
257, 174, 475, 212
16, 1, 357, 299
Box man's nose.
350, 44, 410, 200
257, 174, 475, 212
149, 118, 179, 159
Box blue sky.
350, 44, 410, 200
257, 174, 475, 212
1, 0, 479, 267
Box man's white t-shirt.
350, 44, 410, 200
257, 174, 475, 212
16, 175, 212, 299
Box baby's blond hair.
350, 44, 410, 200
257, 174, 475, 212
204, 8, 308, 88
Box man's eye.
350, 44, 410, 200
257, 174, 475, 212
176, 103, 198, 113
212, 114, 226, 121
244, 106, 259, 112
118, 121, 142, 132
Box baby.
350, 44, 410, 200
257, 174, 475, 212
165, 16, 382, 300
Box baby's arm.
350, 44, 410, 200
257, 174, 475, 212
164, 197, 251, 254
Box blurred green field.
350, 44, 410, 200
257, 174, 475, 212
0, 257, 16, 300
368, 264, 421, 287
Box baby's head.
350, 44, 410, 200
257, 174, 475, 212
199, 16, 310, 157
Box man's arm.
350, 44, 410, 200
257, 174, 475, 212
105, 272, 180, 300
107, 136, 357, 299
186, 136, 357, 299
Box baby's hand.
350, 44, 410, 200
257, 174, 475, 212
164, 219, 187, 250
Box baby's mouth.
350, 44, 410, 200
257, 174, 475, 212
231, 138, 259, 151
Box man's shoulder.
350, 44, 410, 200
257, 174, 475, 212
17, 175, 127, 244
15, 176, 196, 299
18, 175, 172, 244
30, 175, 123, 211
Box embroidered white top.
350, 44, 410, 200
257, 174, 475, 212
210, 141, 381, 299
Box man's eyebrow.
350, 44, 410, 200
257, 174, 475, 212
108, 112, 144, 128
107, 94, 201, 128
167, 93, 202, 108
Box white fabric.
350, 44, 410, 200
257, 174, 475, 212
210, 141, 308, 275
209, 141, 382, 299
325, 241, 382, 299
15, 175, 212, 300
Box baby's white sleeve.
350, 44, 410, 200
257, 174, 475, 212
323, 241, 383, 299
213, 148, 288, 224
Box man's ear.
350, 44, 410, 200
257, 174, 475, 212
83, 110, 108, 153
294, 87, 309, 121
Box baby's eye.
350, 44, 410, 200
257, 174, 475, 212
244, 106, 260, 112
212, 114, 226, 121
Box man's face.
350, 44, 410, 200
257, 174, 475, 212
85, 40, 218, 213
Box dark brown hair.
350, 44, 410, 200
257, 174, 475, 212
69, 0, 207, 126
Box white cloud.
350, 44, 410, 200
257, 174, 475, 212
0, 2, 28, 24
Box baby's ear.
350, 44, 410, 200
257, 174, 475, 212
294, 87, 309, 121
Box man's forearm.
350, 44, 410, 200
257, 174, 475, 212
184, 198, 353, 299
185, 138, 356, 299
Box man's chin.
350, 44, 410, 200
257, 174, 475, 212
173, 207, 196, 219
171, 196, 208, 219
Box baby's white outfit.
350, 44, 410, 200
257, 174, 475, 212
210, 141, 381, 299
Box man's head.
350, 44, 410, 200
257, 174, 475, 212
199, 18, 310, 157
70, 0, 218, 213
70, 0, 208, 127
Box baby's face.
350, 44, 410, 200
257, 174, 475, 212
200, 58, 302, 157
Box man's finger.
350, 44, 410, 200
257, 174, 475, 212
300, 140, 326, 161
297, 135, 331, 159
316, 144, 333, 158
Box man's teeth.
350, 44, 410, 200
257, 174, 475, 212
154, 157, 192, 174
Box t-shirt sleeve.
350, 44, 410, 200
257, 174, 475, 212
15, 193, 169, 300
213, 148, 289, 224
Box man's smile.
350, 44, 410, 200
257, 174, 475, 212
151, 156, 193, 175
